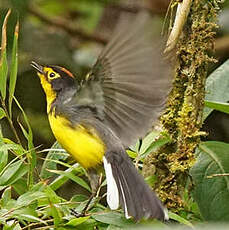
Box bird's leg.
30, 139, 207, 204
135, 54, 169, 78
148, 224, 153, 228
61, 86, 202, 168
82, 170, 103, 214
71, 169, 103, 217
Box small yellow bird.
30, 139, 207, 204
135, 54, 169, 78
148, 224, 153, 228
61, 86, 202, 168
31, 13, 170, 221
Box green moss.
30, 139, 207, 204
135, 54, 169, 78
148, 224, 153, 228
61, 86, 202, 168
144, 0, 221, 211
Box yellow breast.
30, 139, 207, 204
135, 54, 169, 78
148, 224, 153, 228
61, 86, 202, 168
48, 112, 105, 169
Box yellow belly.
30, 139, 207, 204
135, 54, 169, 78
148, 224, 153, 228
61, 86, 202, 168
48, 113, 105, 169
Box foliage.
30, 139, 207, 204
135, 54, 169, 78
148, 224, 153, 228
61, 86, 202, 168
0, 3, 229, 230
190, 59, 229, 221
190, 142, 229, 221
203, 59, 229, 119
0, 11, 191, 229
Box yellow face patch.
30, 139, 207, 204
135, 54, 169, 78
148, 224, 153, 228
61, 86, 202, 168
37, 68, 57, 112
43, 67, 61, 81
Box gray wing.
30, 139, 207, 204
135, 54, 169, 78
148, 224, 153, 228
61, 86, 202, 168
74, 12, 171, 147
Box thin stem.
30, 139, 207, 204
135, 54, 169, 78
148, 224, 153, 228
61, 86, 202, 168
28, 5, 107, 45
1, 98, 21, 145
21, 219, 54, 230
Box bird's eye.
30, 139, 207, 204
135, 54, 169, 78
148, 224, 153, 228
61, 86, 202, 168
49, 72, 56, 78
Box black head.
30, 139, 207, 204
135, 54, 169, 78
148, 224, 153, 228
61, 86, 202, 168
31, 61, 77, 94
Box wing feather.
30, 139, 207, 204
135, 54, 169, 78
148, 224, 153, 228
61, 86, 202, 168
75, 12, 171, 147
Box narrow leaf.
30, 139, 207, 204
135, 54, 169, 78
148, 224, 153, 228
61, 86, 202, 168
92, 212, 132, 227
40, 141, 68, 179
140, 134, 171, 159
16, 191, 46, 207
0, 130, 8, 172
14, 98, 35, 159
168, 211, 194, 227
48, 169, 91, 192
1, 186, 11, 206
13, 223, 22, 230
0, 107, 6, 119
205, 100, 229, 114
49, 163, 81, 191
50, 203, 62, 227
12, 178, 28, 195
0, 159, 28, 186
9, 20, 19, 118
140, 131, 160, 155
15, 214, 47, 225
44, 186, 62, 203
0, 10, 11, 100
65, 216, 90, 226
14, 97, 35, 188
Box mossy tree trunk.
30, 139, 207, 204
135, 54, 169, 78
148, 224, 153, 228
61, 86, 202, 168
144, 0, 221, 211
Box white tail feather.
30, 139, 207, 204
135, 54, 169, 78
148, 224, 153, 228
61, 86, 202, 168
118, 178, 131, 219
164, 208, 169, 221
103, 157, 119, 210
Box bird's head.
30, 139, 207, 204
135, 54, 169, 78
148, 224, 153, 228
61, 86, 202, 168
31, 61, 76, 105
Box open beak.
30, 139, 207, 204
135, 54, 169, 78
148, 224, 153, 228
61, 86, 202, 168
31, 61, 44, 74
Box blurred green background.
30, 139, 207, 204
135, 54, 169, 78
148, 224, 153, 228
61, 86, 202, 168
0, 0, 229, 148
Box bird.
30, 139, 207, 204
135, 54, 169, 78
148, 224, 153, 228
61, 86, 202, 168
31, 12, 171, 221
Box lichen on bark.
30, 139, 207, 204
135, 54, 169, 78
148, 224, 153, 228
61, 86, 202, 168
144, 0, 221, 211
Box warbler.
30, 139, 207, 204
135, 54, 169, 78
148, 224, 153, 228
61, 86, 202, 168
31, 13, 170, 221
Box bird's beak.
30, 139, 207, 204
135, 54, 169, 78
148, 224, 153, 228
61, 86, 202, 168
31, 61, 44, 74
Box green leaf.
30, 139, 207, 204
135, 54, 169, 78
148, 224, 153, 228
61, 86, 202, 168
129, 139, 140, 153
126, 150, 137, 159
14, 213, 47, 225
13, 205, 38, 217
0, 107, 6, 119
3, 223, 22, 230
1, 186, 11, 206
66, 218, 97, 230
44, 185, 62, 203
16, 191, 46, 207
40, 141, 68, 179
92, 212, 132, 227
205, 100, 229, 114
8, 20, 19, 118
29, 181, 47, 193
65, 216, 90, 226
12, 223, 22, 230
49, 163, 79, 191
203, 59, 229, 120
12, 178, 28, 195
106, 225, 122, 230
140, 131, 160, 155
14, 97, 35, 154
144, 175, 157, 187
168, 211, 194, 227
0, 10, 11, 100
0, 159, 28, 186
50, 203, 62, 227
0, 133, 8, 172
190, 141, 229, 221
48, 169, 91, 192
0, 143, 24, 153
140, 133, 171, 159
14, 97, 35, 187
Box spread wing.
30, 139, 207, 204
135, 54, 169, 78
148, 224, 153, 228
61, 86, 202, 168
73, 12, 171, 147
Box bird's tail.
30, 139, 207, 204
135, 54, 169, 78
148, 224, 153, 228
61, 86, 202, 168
103, 153, 168, 221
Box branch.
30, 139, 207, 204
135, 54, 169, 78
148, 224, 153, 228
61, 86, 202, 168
164, 0, 193, 54
108, 2, 169, 15
28, 6, 108, 45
